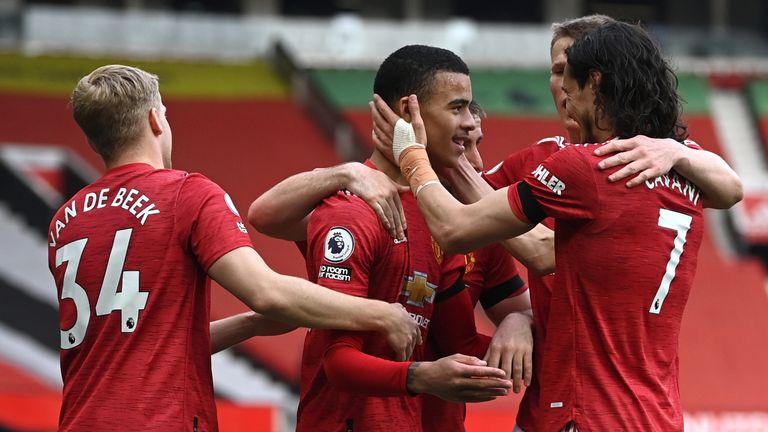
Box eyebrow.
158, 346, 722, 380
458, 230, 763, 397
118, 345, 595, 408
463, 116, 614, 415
448, 98, 470, 107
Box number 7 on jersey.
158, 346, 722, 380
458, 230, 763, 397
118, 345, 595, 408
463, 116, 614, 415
650, 209, 693, 315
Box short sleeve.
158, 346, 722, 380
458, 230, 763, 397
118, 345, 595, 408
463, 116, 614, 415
305, 193, 386, 298
176, 174, 253, 272
438, 253, 466, 296
483, 136, 566, 190
476, 245, 527, 310
508, 145, 600, 222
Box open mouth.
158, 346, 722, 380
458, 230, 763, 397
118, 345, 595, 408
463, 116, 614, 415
452, 137, 468, 152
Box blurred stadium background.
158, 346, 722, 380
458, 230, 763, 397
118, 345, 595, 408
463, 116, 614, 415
1, 0, 767, 431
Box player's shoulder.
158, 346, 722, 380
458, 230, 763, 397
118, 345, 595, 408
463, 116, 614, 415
485, 136, 569, 177
171, 170, 215, 187
534, 135, 569, 149
172, 171, 232, 200
546, 141, 601, 162
313, 191, 380, 225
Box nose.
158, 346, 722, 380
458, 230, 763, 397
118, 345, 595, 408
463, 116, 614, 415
460, 107, 476, 131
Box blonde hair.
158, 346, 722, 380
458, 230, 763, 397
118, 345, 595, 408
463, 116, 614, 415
550, 14, 616, 50
70, 65, 161, 163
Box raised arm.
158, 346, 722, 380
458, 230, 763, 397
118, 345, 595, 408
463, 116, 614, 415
371, 94, 535, 254
208, 246, 421, 361
593, 135, 743, 209
248, 162, 408, 241
442, 155, 555, 275
370, 98, 554, 273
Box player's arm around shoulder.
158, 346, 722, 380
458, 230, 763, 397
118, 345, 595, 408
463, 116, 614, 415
248, 162, 407, 242
593, 135, 743, 208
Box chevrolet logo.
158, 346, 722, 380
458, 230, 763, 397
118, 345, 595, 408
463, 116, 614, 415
401, 271, 436, 307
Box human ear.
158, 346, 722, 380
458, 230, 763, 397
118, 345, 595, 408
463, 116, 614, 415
148, 108, 163, 136
398, 96, 413, 122
589, 70, 602, 91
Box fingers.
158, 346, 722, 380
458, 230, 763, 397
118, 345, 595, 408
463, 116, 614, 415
373, 94, 401, 124
403, 336, 414, 361
607, 162, 659, 188
523, 350, 532, 387
372, 193, 405, 241
388, 303, 420, 361
460, 364, 508, 380
374, 201, 397, 238
387, 194, 406, 241
393, 191, 406, 231
605, 161, 641, 182
597, 149, 636, 170
371, 110, 394, 143
483, 347, 502, 377
593, 138, 633, 156
625, 171, 652, 188
459, 377, 513, 398
510, 350, 523, 393
371, 202, 394, 237
407, 95, 427, 145
394, 348, 406, 362
449, 353, 487, 367
459, 385, 511, 402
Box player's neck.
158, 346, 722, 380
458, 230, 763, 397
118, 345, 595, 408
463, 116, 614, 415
370, 150, 408, 186
594, 129, 613, 143
105, 140, 165, 170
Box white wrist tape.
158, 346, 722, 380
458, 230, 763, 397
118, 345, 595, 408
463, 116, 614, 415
393, 118, 424, 165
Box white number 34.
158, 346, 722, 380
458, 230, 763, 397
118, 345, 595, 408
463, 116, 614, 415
55, 228, 148, 349
649, 209, 693, 315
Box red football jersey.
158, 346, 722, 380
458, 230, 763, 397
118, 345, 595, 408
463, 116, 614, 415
47, 163, 253, 432
421, 243, 527, 432
463, 243, 527, 308
485, 136, 703, 431
484, 136, 565, 430
297, 180, 466, 432
507, 144, 704, 431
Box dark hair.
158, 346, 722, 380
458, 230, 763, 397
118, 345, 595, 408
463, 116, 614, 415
565, 21, 688, 141
469, 100, 486, 119
373, 45, 469, 109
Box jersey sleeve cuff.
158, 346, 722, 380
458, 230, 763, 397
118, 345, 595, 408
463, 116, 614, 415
508, 182, 546, 225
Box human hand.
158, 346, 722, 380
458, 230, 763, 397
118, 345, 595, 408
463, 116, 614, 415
344, 162, 408, 241
594, 135, 683, 187
382, 303, 422, 361
407, 354, 512, 402
484, 312, 533, 393
370, 94, 427, 166
369, 97, 396, 165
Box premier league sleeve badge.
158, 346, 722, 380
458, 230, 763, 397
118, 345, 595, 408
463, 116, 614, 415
323, 226, 355, 263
